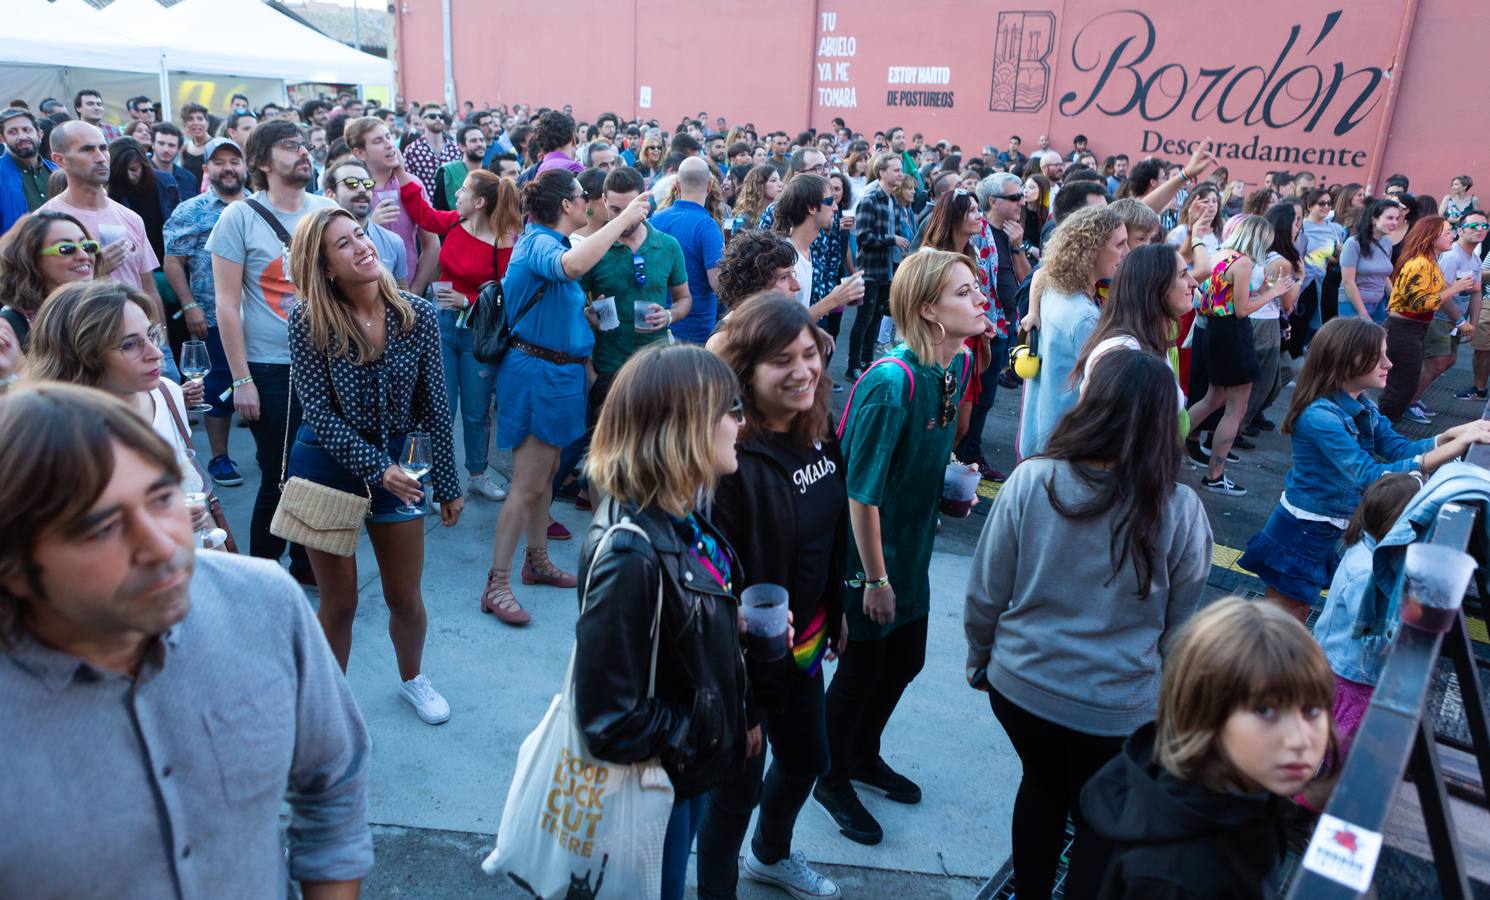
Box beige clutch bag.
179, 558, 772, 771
270, 476, 371, 558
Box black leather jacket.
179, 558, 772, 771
573, 497, 749, 800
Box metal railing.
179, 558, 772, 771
1287, 500, 1490, 899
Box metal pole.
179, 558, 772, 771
352, 0, 361, 51
441, 0, 455, 111
157, 52, 171, 123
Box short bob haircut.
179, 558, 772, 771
714, 291, 833, 446
586, 344, 740, 518
1155, 597, 1337, 794
889, 248, 977, 363
0, 382, 180, 638
1041, 204, 1123, 297
24, 280, 158, 387
1219, 213, 1275, 265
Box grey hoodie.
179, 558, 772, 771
963, 457, 1213, 736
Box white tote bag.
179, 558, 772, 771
482, 520, 676, 899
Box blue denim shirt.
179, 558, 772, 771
1283, 391, 1433, 520
1313, 538, 1393, 685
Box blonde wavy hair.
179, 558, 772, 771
586, 344, 740, 518
24, 280, 157, 387
1155, 597, 1337, 793
1041, 204, 1123, 296
890, 249, 976, 363
289, 207, 416, 363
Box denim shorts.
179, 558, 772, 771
285, 425, 425, 524
1238, 504, 1343, 604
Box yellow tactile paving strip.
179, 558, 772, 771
970, 480, 1489, 644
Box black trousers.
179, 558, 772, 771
822, 615, 928, 786
696, 673, 830, 898
845, 281, 892, 373
1379, 315, 1430, 422
988, 688, 1124, 900
246, 362, 310, 575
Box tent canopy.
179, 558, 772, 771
1, 0, 162, 73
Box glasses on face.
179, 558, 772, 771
423, 113, 443, 121
1315, 200, 1332, 208
997, 193, 1025, 203
274, 138, 311, 153
40, 239, 101, 257
116, 324, 167, 360
809, 163, 829, 175
1461, 222, 1490, 232
339, 177, 376, 190
727, 396, 746, 424
631, 253, 647, 286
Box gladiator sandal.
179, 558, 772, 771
480, 567, 531, 626
521, 546, 578, 588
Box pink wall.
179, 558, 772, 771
395, 0, 1487, 192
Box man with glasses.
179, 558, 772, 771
582, 140, 617, 173
206, 119, 336, 588
954, 172, 1031, 479
1422, 209, 1485, 406
0, 107, 57, 234
754, 147, 850, 333
435, 124, 486, 211
149, 122, 200, 203
163, 138, 249, 487
1454, 210, 1490, 401
404, 103, 460, 196
126, 95, 156, 125
325, 159, 408, 287
775, 173, 864, 321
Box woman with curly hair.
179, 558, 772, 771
0, 210, 99, 349
717, 229, 802, 312
734, 164, 782, 231
1016, 205, 1128, 459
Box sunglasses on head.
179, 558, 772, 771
339, 177, 376, 190
41, 239, 101, 257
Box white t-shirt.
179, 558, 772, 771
1081, 334, 1185, 415
148, 381, 199, 485
792, 245, 813, 307
1251, 252, 1283, 320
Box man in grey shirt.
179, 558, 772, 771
0, 383, 372, 900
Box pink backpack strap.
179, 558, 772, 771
836, 356, 915, 440
956, 347, 973, 397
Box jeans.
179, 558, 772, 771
662, 794, 707, 900
956, 330, 1008, 462
438, 309, 494, 475
988, 687, 1124, 900
822, 615, 928, 787
696, 673, 830, 899
845, 281, 891, 373
201, 326, 235, 419
1380, 315, 1430, 421
246, 362, 311, 575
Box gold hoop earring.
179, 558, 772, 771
932, 320, 947, 344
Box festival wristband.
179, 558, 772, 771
172, 302, 200, 320
847, 573, 890, 590
220, 374, 254, 402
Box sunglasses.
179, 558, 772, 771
996, 193, 1025, 202
568, 189, 590, 203
1460, 222, 1490, 231
819, 195, 836, 207
727, 396, 746, 424
41, 239, 101, 257
938, 370, 957, 428
339, 177, 376, 190
631, 253, 647, 287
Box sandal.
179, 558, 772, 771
522, 546, 578, 588
480, 568, 531, 626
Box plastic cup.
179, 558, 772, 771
741, 583, 790, 661
634, 302, 660, 332
1400, 543, 1476, 633
97, 223, 128, 247
941, 461, 980, 518
591, 296, 619, 331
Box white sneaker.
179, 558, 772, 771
468, 471, 508, 500
399, 674, 451, 725
742, 849, 841, 899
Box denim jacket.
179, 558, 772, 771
1313, 538, 1393, 685
1282, 391, 1433, 520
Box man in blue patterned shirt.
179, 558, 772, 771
162, 137, 247, 487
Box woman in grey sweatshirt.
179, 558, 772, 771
963, 349, 1213, 900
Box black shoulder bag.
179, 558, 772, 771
470, 237, 546, 366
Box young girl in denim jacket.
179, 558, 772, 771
1238, 317, 1490, 623
1311, 473, 1422, 764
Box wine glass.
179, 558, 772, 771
180, 450, 223, 548
397, 432, 432, 515
180, 340, 212, 412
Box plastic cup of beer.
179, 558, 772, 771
741, 583, 790, 661
940, 461, 980, 518
591, 296, 619, 331
1400, 543, 1476, 633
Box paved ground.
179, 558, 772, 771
195, 344, 1488, 897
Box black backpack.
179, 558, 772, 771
469, 239, 546, 366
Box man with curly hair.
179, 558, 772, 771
717, 229, 801, 309
529, 109, 583, 182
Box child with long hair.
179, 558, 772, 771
1080, 598, 1336, 899
1238, 317, 1490, 622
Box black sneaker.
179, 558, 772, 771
850, 757, 922, 804
1203, 474, 1247, 496
1252, 415, 1277, 432
813, 782, 883, 845
1455, 386, 1488, 401
1201, 434, 1241, 463
1232, 435, 1256, 451
1185, 439, 1211, 468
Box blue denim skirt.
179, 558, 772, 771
285, 425, 425, 524
1238, 504, 1343, 604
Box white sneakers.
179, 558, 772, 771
742, 849, 841, 899
399, 674, 451, 725
468, 471, 508, 500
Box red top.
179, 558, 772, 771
398, 180, 510, 302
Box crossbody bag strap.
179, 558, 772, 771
278, 357, 371, 498
577, 517, 665, 700
510, 282, 548, 331
244, 197, 292, 244
160, 385, 192, 446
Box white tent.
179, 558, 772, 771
2, 0, 161, 72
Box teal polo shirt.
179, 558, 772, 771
581, 224, 688, 374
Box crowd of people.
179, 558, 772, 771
2, 87, 1489, 900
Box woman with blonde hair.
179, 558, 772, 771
634, 136, 666, 182
283, 206, 462, 725
574, 343, 750, 900
1016, 205, 1129, 459
1183, 214, 1296, 496
735, 164, 782, 231
815, 249, 992, 846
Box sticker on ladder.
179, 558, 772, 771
1300, 813, 1383, 893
